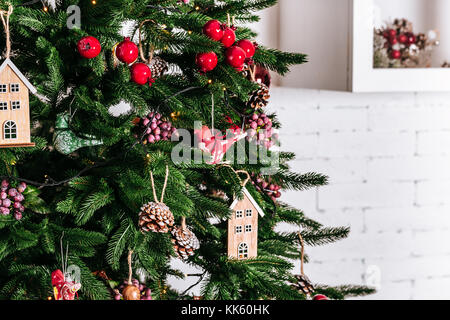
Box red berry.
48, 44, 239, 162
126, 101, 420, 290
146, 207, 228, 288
398, 34, 408, 44
237, 39, 256, 58
390, 50, 401, 59
115, 37, 139, 64
130, 63, 152, 85
203, 20, 224, 41
313, 294, 329, 300
77, 36, 101, 59
221, 27, 236, 48
225, 46, 246, 68
196, 52, 218, 72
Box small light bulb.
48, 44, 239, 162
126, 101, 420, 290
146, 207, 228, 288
91, 0, 97, 4
208, 79, 213, 84
195, 6, 200, 10
188, 30, 193, 35
43, 6, 48, 12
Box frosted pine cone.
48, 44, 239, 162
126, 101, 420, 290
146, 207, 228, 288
149, 56, 169, 79
247, 83, 270, 110
171, 226, 200, 259
139, 202, 174, 233
291, 274, 315, 295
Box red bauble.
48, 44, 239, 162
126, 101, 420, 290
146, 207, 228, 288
225, 46, 246, 68
390, 50, 401, 59
115, 37, 139, 64
237, 39, 256, 58
196, 52, 218, 72
398, 34, 408, 44
407, 33, 416, 45
221, 27, 236, 48
77, 36, 101, 59
130, 63, 153, 86
313, 294, 329, 301
388, 35, 398, 45
388, 29, 397, 37
203, 20, 224, 41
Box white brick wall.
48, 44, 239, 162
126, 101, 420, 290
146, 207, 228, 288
271, 87, 450, 300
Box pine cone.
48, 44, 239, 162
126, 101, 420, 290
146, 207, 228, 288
139, 202, 174, 233
291, 274, 315, 295
149, 56, 169, 78
248, 83, 270, 110
171, 226, 200, 259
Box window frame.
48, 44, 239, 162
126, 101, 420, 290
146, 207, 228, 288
238, 242, 249, 259
236, 210, 243, 219
235, 225, 243, 234
0, 84, 7, 93
245, 224, 252, 233
10, 83, 19, 93
0, 102, 7, 111
4, 120, 17, 140
245, 209, 253, 217
11, 101, 20, 110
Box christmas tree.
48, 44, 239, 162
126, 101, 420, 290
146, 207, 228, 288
0, 0, 374, 300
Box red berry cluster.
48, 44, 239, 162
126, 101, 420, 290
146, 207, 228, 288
136, 112, 177, 144
115, 278, 152, 300
245, 112, 278, 150
0, 180, 26, 221
251, 173, 282, 202
77, 36, 154, 86
382, 28, 417, 60
196, 20, 257, 72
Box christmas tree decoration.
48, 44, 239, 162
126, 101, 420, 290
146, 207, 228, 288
135, 112, 177, 144
130, 63, 154, 86
227, 171, 265, 260
202, 19, 224, 41
115, 37, 139, 64
42, 0, 62, 11
225, 46, 246, 69
171, 217, 200, 259
0, 180, 27, 220
248, 64, 272, 87
195, 125, 247, 165
221, 27, 236, 48
139, 166, 174, 233
250, 174, 281, 202
291, 232, 315, 297
77, 36, 101, 59
53, 113, 103, 155
247, 82, 270, 110
51, 235, 81, 300
195, 52, 218, 72
149, 56, 169, 79
313, 294, 329, 300
237, 39, 256, 59
0, 6, 36, 148
115, 278, 152, 300
245, 112, 276, 150
374, 18, 439, 68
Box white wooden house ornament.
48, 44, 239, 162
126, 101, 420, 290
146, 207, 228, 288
0, 59, 36, 148
227, 187, 265, 260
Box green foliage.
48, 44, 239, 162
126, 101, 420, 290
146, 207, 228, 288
0, 0, 374, 300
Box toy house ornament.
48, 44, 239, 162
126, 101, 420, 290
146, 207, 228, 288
227, 187, 264, 259
0, 5, 36, 148
0, 59, 36, 148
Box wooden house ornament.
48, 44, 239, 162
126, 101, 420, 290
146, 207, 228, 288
227, 187, 264, 260
0, 6, 35, 148
0, 59, 36, 148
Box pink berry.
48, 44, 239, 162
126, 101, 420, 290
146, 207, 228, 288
14, 211, 22, 221
1, 207, 10, 215
13, 202, 21, 209
1, 191, 7, 200
114, 294, 121, 300
1, 180, 9, 189
3, 198, 11, 208
17, 182, 27, 193
8, 188, 17, 197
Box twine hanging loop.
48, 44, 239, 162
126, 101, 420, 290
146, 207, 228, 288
0, 4, 13, 59
138, 19, 155, 64
149, 164, 170, 203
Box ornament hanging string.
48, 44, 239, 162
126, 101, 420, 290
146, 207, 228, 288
0, 4, 13, 59
138, 19, 155, 64
219, 164, 250, 187
181, 216, 187, 231
298, 232, 305, 276
149, 164, 170, 203
127, 250, 134, 283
